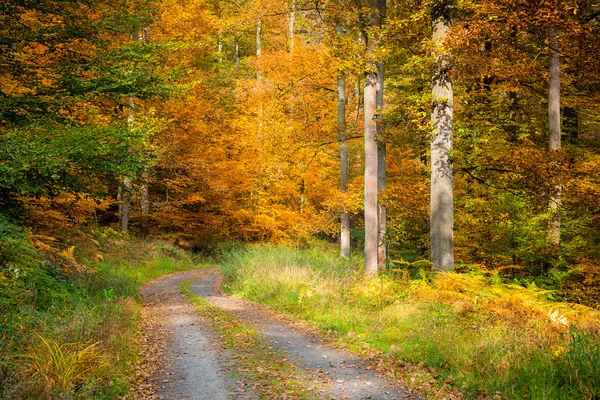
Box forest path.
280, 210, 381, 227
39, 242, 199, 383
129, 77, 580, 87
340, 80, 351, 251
137, 270, 257, 400
137, 269, 415, 400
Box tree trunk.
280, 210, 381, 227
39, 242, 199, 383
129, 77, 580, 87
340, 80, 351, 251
300, 178, 305, 213
235, 37, 240, 71
548, 29, 561, 247
218, 37, 223, 63
256, 18, 263, 133
430, 0, 454, 271
377, 61, 386, 269
289, 1, 296, 53
141, 168, 150, 237
364, 0, 385, 276
141, 25, 151, 237
120, 92, 137, 233
364, 71, 378, 276
338, 73, 350, 258
121, 176, 131, 233
256, 17, 262, 60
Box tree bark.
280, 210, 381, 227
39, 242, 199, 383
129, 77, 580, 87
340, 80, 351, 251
141, 168, 150, 237
364, 71, 378, 276
338, 73, 350, 258
289, 1, 296, 53
364, 0, 385, 276
377, 60, 386, 269
120, 176, 131, 233
235, 37, 241, 71
430, 0, 454, 271
548, 29, 561, 247
256, 18, 263, 134
256, 17, 262, 59
120, 93, 137, 233
218, 37, 223, 63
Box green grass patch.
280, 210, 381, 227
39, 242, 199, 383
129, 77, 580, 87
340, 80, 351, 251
220, 243, 600, 399
180, 280, 318, 399
1, 222, 205, 399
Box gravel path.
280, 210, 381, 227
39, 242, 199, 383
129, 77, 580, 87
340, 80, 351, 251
138, 270, 417, 400
138, 271, 257, 400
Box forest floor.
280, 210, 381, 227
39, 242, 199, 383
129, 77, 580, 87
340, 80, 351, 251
136, 269, 417, 400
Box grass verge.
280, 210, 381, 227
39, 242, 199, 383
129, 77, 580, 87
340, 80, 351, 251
1, 225, 203, 399
180, 280, 319, 399
220, 243, 600, 400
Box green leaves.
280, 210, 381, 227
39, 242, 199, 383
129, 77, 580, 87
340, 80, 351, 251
0, 120, 156, 208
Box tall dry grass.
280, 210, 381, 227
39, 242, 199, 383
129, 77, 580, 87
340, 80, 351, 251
221, 244, 600, 399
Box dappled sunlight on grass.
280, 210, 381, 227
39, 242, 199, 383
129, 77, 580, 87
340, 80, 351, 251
221, 243, 600, 399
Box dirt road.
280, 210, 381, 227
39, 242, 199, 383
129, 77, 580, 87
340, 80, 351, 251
137, 270, 415, 400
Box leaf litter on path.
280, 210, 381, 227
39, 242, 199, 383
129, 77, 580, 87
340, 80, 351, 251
137, 270, 422, 399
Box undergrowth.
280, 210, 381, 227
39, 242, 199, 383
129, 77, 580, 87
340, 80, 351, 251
221, 243, 600, 400
0, 220, 201, 399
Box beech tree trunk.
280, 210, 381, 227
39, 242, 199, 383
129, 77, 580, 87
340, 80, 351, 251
257, 18, 263, 133
289, 1, 295, 52
141, 26, 151, 237
430, 0, 454, 271
338, 73, 350, 258
364, 0, 385, 276
548, 29, 561, 247
141, 168, 150, 237
235, 37, 240, 70
377, 61, 386, 269
118, 27, 141, 233
364, 71, 378, 275
120, 177, 131, 233
256, 17, 262, 60
218, 37, 223, 63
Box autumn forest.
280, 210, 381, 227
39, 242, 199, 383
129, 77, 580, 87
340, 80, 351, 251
2, 0, 600, 399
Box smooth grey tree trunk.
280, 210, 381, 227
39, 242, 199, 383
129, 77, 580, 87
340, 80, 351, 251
256, 18, 263, 134
338, 73, 350, 258
121, 177, 131, 233
256, 17, 262, 59
430, 0, 454, 271
118, 27, 141, 233
355, 74, 361, 127
235, 37, 240, 71
289, 1, 296, 52
364, 0, 385, 276
548, 29, 561, 247
141, 167, 150, 237
377, 61, 386, 269
117, 185, 122, 222
218, 38, 223, 63
364, 70, 378, 275
141, 25, 151, 237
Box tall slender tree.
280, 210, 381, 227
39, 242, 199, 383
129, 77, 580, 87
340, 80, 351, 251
364, 0, 385, 275
430, 0, 454, 271
548, 28, 561, 248
376, 2, 387, 269
289, 0, 296, 52
339, 70, 350, 257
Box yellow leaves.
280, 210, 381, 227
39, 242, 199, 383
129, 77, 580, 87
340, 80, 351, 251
60, 246, 76, 260
552, 345, 566, 357
351, 275, 404, 306
183, 194, 206, 204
